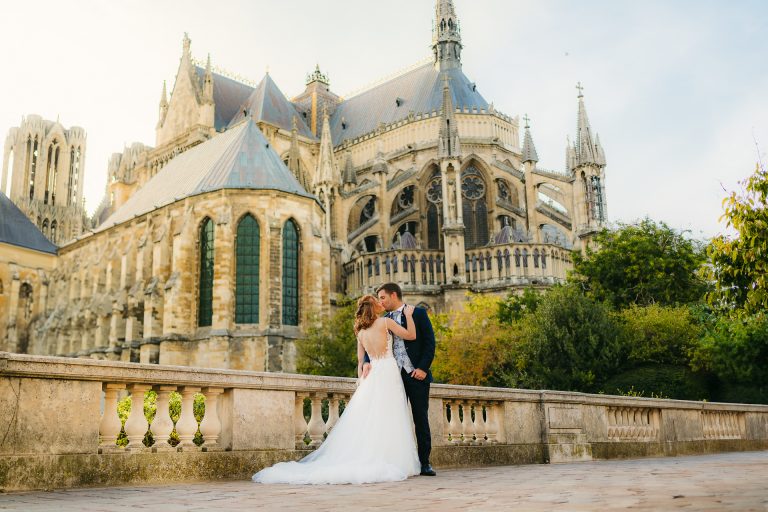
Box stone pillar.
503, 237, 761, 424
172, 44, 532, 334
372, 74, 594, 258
268, 218, 283, 329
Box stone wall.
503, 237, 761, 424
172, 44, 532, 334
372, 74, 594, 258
1, 352, 766, 492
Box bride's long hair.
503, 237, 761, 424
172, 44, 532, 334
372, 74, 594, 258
354, 295, 380, 335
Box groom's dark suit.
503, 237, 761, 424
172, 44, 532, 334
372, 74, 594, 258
366, 305, 436, 467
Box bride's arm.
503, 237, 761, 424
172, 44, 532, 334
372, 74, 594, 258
385, 305, 417, 341
357, 335, 366, 378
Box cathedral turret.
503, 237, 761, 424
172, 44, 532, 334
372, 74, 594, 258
568, 83, 608, 238
438, 75, 461, 159
521, 115, 539, 165
432, 0, 463, 71
203, 54, 214, 104
314, 109, 340, 189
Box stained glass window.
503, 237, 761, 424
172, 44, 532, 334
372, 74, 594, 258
235, 215, 260, 324
282, 220, 299, 326
198, 218, 214, 327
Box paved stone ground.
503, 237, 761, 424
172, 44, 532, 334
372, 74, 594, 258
1, 451, 767, 511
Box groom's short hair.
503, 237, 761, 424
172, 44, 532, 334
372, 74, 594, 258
376, 282, 402, 300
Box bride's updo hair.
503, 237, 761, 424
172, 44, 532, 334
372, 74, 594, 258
354, 295, 380, 335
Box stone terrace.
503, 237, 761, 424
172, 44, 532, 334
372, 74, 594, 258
1, 452, 767, 511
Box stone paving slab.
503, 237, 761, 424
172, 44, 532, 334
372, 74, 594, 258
1, 451, 767, 511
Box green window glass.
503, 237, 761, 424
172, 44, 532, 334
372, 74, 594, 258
282, 220, 299, 326
198, 218, 214, 327
236, 214, 260, 324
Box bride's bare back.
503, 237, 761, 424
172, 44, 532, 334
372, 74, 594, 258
357, 318, 391, 360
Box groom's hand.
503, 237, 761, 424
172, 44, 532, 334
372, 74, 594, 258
361, 363, 371, 378
410, 368, 427, 381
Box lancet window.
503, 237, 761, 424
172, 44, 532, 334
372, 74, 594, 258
282, 219, 300, 326
198, 218, 214, 327
235, 214, 260, 324
426, 176, 443, 250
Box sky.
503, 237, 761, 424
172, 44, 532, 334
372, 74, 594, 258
1, 0, 766, 239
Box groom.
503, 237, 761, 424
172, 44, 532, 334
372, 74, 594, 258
363, 282, 437, 476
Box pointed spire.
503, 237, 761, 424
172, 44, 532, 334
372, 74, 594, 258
159, 80, 168, 108
314, 108, 340, 187
203, 54, 214, 103
432, 0, 463, 71
521, 114, 539, 164
570, 83, 606, 169
182, 32, 191, 58
287, 116, 303, 185
343, 151, 357, 186
438, 74, 461, 159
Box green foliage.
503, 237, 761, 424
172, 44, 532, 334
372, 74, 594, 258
498, 288, 542, 324
691, 314, 768, 394
602, 365, 709, 401
706, 163, 768, 315
115, 391, 206, 447
618, 304, 701, 367
510, 285, 626, 392
571, 218, 708, 308
296, 300, 358, 378
432, 294, 515, 386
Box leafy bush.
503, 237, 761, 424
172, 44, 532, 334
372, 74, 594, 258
601, 364, 710, 401
296, 300, 358, 378
618, 304, 701, 367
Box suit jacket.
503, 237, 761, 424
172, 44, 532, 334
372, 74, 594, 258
366, 306, 436, 383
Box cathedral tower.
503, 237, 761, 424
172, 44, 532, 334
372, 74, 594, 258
433, 0, 462, 71
1, 115, 87, 245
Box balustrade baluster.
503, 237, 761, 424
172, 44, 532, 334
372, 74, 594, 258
99, 383, 126, 451
475, 402, 487, 445
448, 400, 460, 444
307, 393, 327, 447
176, 386, 201, 450
200, 387, 224, 451
152, 385, 176, 451
442, 401, 452, 444
124, 383, 152, 451
460, 401, 473, 445
326, 395, 341, 433
295, 393, 308, 448
485, 401, 499, 444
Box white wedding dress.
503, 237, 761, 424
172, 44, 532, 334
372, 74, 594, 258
252, 329, 420, 485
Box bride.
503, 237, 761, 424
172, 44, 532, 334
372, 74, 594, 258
252, 295, 422, 485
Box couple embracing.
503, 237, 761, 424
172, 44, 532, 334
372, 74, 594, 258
253, 283, 437, 485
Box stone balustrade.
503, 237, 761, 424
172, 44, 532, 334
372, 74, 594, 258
1, 351, 767, 491
344, 242, 571, 298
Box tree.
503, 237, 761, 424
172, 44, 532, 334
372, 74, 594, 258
296, 300, 358, 378
618, 304, 701, 367
706, 163, 768, 316
498, 288, 542, 324
431, 294, 513, 387
571, 218, 708, 309
511, 285, 626, 392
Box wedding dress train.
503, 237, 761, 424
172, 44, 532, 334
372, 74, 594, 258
252, 333, 420, 484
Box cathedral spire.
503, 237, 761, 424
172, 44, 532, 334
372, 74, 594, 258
203, 54, 214, 103
314, 108, 340, 188
432, 0, 463, 71
159, 80, 168, 108
572, 82, 605, 168
521, 115, 539, 164
438, 75, 461, 159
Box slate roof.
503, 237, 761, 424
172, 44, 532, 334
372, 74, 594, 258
0, 192, 57, 254
227, 74, 315, 138
97, 120, 313, 231
329, 63, 489, 145
194, 66, 255, 131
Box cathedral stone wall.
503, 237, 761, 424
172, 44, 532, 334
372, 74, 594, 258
32, 189, 328, 373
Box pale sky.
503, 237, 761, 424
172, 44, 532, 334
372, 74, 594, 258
1, 0, 766, 239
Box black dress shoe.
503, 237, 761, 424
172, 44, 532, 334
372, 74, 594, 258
420, 464, 436, 476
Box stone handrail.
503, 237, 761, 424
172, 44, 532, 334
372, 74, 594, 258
1, 351, 767, 491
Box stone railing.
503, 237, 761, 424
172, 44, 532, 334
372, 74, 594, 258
1, 352, 767, 492
344, 242, 572, 297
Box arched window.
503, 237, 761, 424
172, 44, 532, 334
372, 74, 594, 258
42, 219, 49, 237
51, 220, 57, 243
198, 218, 214, 327
426, 176, 443, 250
28, 137, 39, 200
461, 165, 489, 249
235, 214, 260, 324
522, 249, 529, 268
533, 249, 540, 268
282, 219, 300, 326
19, 283, 33, 321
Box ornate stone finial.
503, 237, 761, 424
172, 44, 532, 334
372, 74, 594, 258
576, 81, 584, 99
183, 32, 191, 54
306, 64, 330, 86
